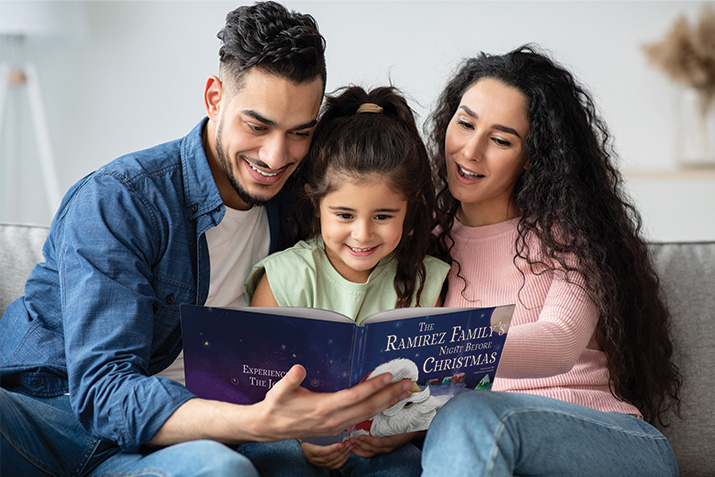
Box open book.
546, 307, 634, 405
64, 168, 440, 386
180, 304, 514, 443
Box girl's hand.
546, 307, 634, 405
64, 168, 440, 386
347, 430, 423, 458
300, 440, 352, 469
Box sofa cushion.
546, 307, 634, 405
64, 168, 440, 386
0, 223, 49, 313
650, 242, 715, 476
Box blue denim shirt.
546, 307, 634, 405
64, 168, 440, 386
0, 119, 295, 451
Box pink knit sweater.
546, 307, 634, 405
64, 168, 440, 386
445, 218, 641, 416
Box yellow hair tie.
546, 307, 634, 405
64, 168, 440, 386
356, 103, 383, 114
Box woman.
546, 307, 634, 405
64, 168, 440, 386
421, 45, 681, 476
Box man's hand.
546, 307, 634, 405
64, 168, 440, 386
148, 364, 413, 447
347, 431, 424, 458
249, 365, 414, 441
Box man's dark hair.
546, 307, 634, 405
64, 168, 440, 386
217, 1, 326, 89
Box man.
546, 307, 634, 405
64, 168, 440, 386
0, 3, 412, 475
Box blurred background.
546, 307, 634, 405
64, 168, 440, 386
0, 0, 713, 241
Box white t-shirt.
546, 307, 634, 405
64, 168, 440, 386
204, 205, 270, 308
155, 205, 270, 384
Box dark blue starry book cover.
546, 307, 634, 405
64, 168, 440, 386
180, 304, 513, 439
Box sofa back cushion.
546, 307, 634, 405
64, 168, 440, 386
650, 242, 715, 476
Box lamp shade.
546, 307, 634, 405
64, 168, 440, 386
0, 1, 88, 41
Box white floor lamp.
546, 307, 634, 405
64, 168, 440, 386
0, 1, 87, 223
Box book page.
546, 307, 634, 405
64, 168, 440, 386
361, 306, 476, 324
241, 306, 354, 323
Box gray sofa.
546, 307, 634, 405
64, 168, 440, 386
1, 222, 713, 475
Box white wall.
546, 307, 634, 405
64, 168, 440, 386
1, 0, 712, 241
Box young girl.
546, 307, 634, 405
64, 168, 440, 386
420, 45, 681, 476
242, 86, 450, 476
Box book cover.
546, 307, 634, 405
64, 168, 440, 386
180, 304, 514, 441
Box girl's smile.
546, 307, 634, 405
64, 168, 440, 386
346, 245, 378, 256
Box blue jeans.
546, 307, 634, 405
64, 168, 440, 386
90, 441, 258, 477
238, 438, 422, 476
0, 388, 257, 476
421, 391, 679, 476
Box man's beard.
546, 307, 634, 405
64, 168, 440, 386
215, 123, 269, 207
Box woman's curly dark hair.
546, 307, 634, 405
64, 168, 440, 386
293, 86, 438, 308
428, 45, 681, 425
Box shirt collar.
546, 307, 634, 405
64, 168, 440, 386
181, 118, 224, 223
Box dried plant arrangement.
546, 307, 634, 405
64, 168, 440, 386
642, 4, 715, 166
643, 4, 715, 102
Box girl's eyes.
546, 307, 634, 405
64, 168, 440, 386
334, 213, 392, 221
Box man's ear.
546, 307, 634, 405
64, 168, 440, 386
204, 75, 223, 120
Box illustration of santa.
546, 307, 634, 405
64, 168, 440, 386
351, 358, 440, 437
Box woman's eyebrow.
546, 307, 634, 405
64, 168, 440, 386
459, 105, 522, 139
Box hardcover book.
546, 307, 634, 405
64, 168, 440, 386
180, 304, 514, 442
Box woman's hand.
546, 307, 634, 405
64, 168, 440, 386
300, 440, 352, 469
346, 430, 423, 458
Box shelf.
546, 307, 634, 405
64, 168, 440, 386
622, 168, 715, 180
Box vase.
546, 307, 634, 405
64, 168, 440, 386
678, 88, 715, 167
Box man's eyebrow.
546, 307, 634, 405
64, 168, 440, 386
243, 109, 317, 130
459, 105, 522, 139
243, 110, 275, 127
293, 118, 318, 130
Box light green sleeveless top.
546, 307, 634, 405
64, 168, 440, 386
245, 237, 450, 324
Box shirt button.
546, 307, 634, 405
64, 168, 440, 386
165, 294, 175, 305
191, 204, 199, 213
